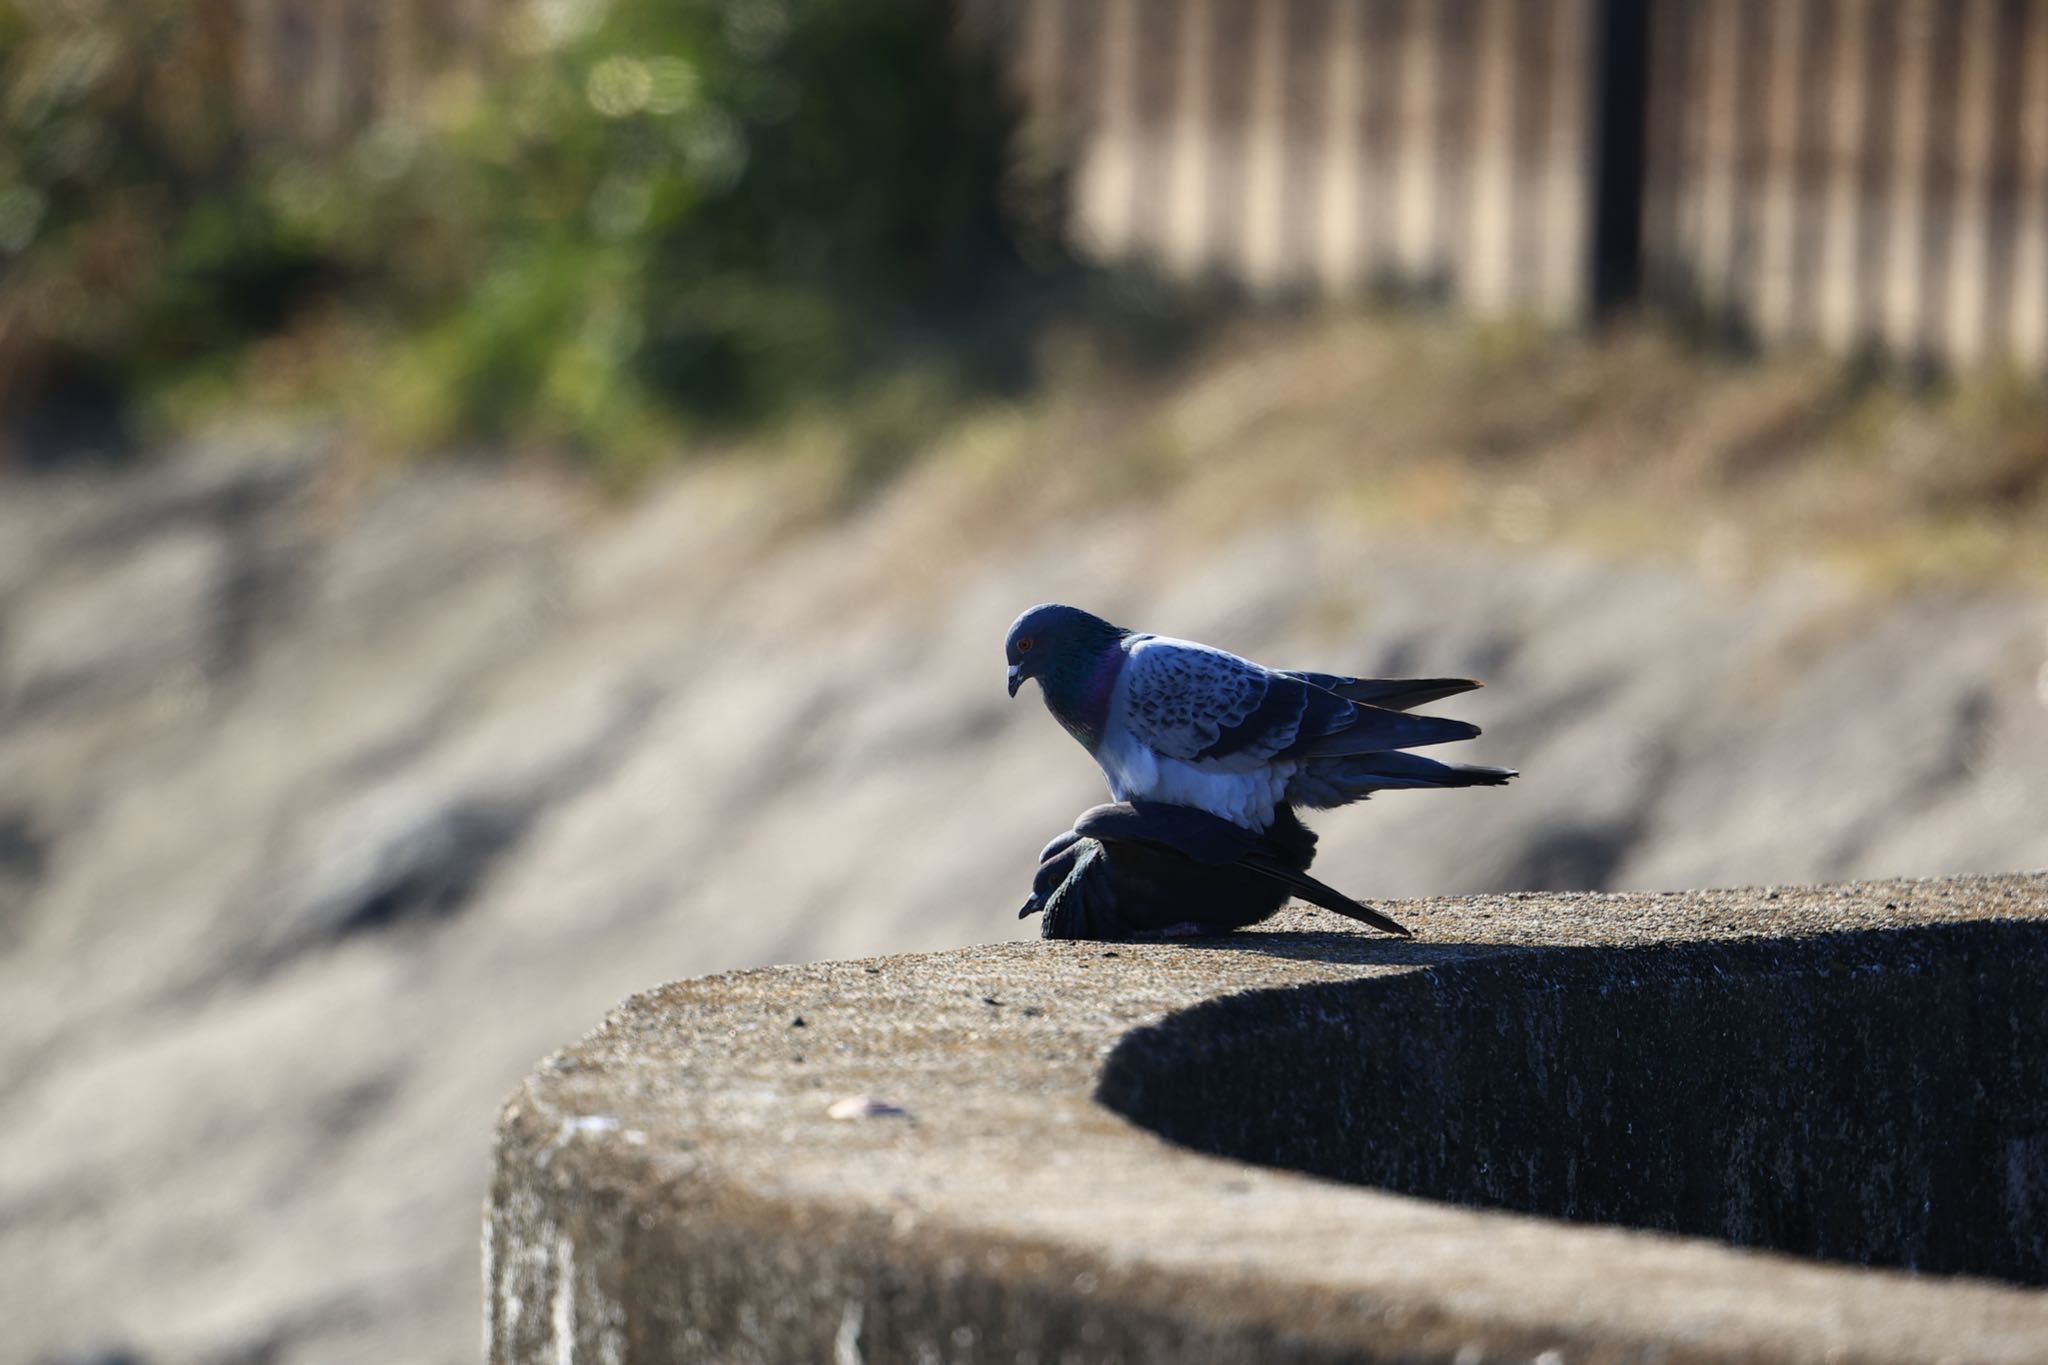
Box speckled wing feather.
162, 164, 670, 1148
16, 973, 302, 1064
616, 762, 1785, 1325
1120, 636, 1480, 766
1115, 635, 1320, 764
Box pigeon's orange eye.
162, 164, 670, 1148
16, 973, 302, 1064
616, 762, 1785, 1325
1017, 638, 1033, 653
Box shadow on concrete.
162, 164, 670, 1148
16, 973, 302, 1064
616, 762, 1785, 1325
1097, 921, 2048, 1285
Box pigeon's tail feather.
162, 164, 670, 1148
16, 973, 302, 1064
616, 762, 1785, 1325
1295, 705, 1481, 759
1282, 673, 1485, 711
1238, 852, 1412, 937
1289, 751, 1518, 808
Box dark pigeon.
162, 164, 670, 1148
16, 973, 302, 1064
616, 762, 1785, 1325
1004, 603, 1515, 831
1018, 799, 1410, 941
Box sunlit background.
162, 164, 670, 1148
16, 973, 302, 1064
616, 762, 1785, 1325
4, 1, 2048, 1361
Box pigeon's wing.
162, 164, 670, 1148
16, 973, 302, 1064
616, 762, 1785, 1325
1122, 636, 1480, 765
1119, 635, 1348, 765
1076, 798, 1412, 938
1116, 635, 1277, 762
1033, 840, 1122, 939
1072, 799, 1262, 866
1280, 672, 1484, 712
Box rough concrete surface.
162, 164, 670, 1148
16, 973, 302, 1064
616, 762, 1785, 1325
4, 428, 2048, 1362
491, 875, 2048, 1364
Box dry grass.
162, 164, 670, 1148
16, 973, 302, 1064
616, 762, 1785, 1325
761, 309, 2048, 595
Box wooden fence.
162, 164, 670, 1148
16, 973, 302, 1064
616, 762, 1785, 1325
233, 0, 503, 145
1643, 0, 2048, 371
235, 0, 2048, 376
970, 0, 2048, 374
964, 0, 1597, 321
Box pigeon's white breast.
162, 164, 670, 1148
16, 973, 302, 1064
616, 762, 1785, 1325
1092, 723, 1158, 803
1094, 673, 1291, 828
1141, 756, 1293, 830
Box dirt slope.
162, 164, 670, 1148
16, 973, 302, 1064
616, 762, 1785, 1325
3, 398, 2046, 1362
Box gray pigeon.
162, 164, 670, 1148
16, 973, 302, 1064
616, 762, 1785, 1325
1004, 602, 1514, 830
1020, 800, 1411, 940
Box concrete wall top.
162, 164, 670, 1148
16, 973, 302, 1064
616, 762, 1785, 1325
488, 873, 2048, 1363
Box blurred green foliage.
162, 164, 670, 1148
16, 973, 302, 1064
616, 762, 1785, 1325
1, 0, 1042, 470
0, 0, 318, 420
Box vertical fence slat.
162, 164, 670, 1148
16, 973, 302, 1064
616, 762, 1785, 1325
1465, 0, 1517, 312
1430, 0, 1479, 298
1126, 0, 1178, 262
1946, 0, 2000, 366
1914, 2, 1966, 365
1160, 0, 1213, 272
2012, 4, 2048, 368
1240, 0, 1293, 289
1204, 2, 1258, 280
1785, 0, 1838, 341
1641, 0, 1687, 303
1817, 0, 1867, 349
1360, 0, 1405, 284
1756, 0, 1809, 339
1882, 0, 1935, 358
1978, 0, 2029, 362
1389, 0, 1439, 281
1506, 0, 1554, 312
1074, 0, 1140, 259
1278, 0, 1335, 288
1539, 0, 1590, 320
1694, 0, 1744, 315
1316, 1, 1368, 291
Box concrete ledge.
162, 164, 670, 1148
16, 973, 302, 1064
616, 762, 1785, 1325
487, 875, 2048, 1363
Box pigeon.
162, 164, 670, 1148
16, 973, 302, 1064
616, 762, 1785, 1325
1018, 800, 1410, 940
1004, 603, 1515, 831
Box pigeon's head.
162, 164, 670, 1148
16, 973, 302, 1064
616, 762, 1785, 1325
1004, 603, 1122, 698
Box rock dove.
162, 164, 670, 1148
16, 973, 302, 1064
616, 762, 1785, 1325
1018, 800, 1410, 940
1004, 603, 1515, 830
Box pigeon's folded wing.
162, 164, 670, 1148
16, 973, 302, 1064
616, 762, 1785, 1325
1071, 799, 1263, 865
1028, 839, 1118, 936
1122, 637, 1480, 765
1072, 799, 1411, 938
1280, 672, 1484, 711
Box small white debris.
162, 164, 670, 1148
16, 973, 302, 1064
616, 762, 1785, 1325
828, 1095, 910, 1121
536, 1114, 624, 1167
834, 1299, 866, 1365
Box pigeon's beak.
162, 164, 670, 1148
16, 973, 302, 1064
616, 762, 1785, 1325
1016, 893, 1042, 919
1006, 664, 1024, 698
